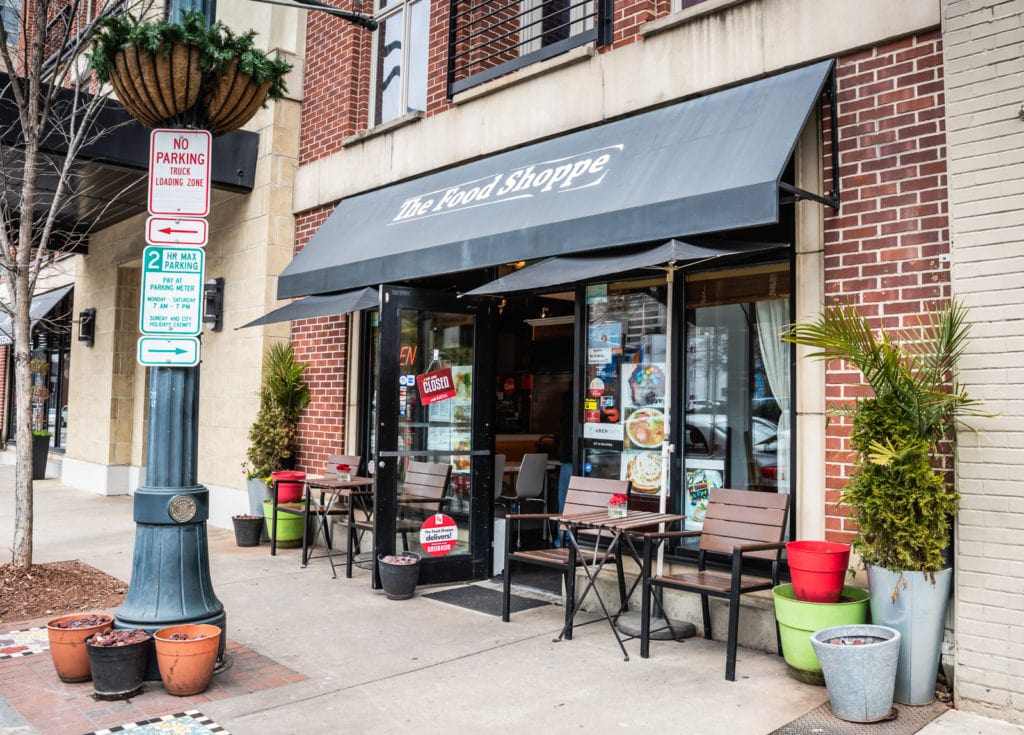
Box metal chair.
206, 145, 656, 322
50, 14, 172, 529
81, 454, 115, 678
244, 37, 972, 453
512, 452, 548, 546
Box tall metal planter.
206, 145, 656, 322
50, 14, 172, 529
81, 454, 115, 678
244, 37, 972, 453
867, 565, 952, 705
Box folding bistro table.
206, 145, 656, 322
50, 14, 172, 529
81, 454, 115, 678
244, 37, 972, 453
275, 475, 375, 578
554, 509, 685, 660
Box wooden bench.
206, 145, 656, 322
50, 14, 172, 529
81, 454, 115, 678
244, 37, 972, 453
502, 475, 630, 637
639, 487, 790, 681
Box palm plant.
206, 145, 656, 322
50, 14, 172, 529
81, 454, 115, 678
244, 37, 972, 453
262, 342, 310, 426
782, 300, 984, 573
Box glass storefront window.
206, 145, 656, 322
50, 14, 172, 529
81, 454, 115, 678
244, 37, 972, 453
683, 265, 791, 529
581, 279, 668, 499
576, 265, 792, 542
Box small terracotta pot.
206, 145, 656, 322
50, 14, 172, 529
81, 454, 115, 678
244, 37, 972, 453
153, 623, 221, 696
45, 613, 114, 682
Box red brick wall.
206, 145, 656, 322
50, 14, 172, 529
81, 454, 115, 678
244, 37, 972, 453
290, 205, 351, 472
822, 31, 951, 544
299, 0, 372, 164
301, 1, 672, 163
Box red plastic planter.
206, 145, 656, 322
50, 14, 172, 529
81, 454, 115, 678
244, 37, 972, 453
271, 470, 306, 503
786, 540, 851, 603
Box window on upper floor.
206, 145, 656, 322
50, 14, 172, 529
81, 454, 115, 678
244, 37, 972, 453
371, 0, 428, 128
448, 0, 608, 98
1, 0, 18, 47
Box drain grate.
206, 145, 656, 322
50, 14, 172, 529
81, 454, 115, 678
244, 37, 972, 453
769, 700, 949, 735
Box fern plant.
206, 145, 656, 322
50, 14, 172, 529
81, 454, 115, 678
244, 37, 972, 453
783, 300, 984, 573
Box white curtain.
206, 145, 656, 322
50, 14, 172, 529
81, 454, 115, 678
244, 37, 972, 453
756, 298, 791, 495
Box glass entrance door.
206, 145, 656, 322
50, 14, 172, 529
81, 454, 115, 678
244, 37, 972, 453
374, 286, 496, 586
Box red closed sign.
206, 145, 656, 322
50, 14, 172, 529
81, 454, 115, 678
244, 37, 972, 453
416, 367, 456, 405
420, 514, 458, 556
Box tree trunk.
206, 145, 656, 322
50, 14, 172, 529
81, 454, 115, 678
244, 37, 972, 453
10, 134, 39, 568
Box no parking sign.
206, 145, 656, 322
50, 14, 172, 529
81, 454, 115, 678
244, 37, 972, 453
420, 513, 458, 557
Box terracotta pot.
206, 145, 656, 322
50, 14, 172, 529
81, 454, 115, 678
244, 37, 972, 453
153, 623, 222, 696
110, 42, 203, 128
45, 613, 114, 682
204, 59, 272, 135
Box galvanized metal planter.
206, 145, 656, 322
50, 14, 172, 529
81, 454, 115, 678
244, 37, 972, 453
867, 565, 953, 705
810, 624, 900, 723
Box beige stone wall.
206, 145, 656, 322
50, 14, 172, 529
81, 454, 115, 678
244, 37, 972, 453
61, 3, 304, 527
941, 0, 1024, 723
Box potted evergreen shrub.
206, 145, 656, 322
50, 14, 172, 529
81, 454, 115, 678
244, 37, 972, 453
89, 9, 292, 135
244, 343, 310, 543
783, 300, 985, 705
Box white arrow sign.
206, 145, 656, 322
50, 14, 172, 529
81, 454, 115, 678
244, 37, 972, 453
140, 245, 205, 336
137, 336, 201, 367
146, 216, 209, 246
148, 129, 212, 217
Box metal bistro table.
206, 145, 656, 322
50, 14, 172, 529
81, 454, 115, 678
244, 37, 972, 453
271, 475, 374, 578
554, 509, 685, 661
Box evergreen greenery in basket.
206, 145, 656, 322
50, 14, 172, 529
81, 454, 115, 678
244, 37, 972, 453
88, 9, 292, 134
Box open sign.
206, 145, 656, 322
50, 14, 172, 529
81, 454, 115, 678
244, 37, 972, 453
416, 367, 456, 405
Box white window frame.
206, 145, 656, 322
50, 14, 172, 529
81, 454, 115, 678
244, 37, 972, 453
369, 0, 426, 128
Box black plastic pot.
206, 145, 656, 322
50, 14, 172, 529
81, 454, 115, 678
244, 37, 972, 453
86, 633, 150, 700
232, 515, 263, 547
31, 433, 49, 480
377, 553, 421, 600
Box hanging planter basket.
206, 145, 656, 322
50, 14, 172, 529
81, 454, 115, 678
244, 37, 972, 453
204, 59, 273, 136
108, 42, 204, 129
90, 11, 291, 137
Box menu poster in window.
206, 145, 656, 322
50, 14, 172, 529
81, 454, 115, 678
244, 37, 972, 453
451, 430, 471, 471
621, 450, 663, 495
584, 362, 621, 426
621, 362, 666, 451
685, 459, 725, 530
428, 398, 452, 423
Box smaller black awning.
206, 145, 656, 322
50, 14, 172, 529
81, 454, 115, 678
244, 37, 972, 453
0, 284, 73, 345
465, 240, 783, 295
239, 286, 379, 329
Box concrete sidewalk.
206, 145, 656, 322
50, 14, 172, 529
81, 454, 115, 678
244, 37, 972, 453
0, 472, 1020, 735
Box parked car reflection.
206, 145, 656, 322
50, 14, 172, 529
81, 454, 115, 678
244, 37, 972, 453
684, 414, 780, 491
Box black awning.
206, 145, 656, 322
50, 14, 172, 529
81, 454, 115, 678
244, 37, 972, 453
464, 239, 783, 295
0, 284, 73, 345
279, 60, 833, 300
238, 286, 379, 329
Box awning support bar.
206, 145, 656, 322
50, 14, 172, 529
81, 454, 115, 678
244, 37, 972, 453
777, 69, 840, 211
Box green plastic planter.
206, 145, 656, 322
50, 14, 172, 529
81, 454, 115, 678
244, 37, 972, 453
772, 583, 870, 685
262, 499, 305, 548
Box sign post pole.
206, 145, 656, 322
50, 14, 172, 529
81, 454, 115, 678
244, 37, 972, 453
115, 130, 224, 678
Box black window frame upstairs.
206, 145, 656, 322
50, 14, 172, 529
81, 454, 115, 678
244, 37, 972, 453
447, 0, 612, 98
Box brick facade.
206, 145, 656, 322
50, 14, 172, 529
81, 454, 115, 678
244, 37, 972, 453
290, 205, 350, 472
822, 31, 952, 545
